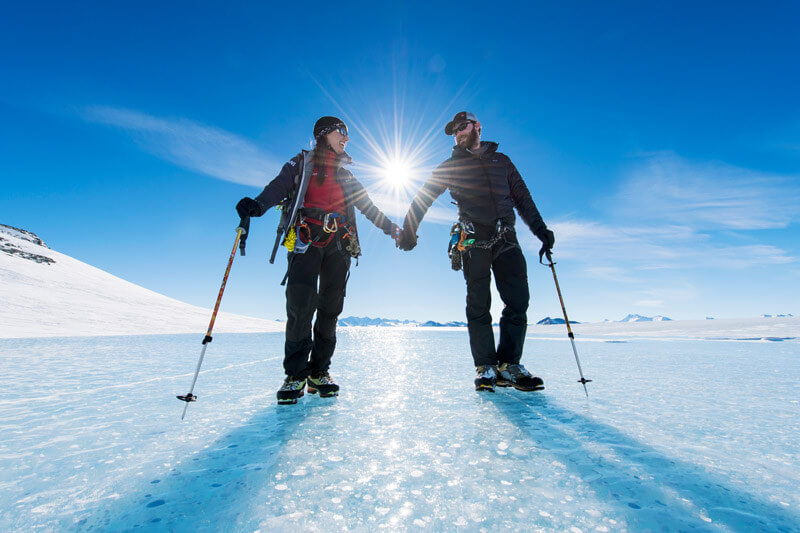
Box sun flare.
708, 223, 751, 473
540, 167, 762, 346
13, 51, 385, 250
384, 159, 412, 186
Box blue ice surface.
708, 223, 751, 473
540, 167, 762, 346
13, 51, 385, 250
0, 330, 799, 531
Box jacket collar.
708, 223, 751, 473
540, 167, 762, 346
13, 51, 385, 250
301, 148, 353, 168
451, 141, 499, 158
338, 151, 353, 166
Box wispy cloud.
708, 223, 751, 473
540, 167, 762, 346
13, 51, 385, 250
519, 152, 798, 279
613, 151, 800, 230
83, 106, 278, 186
82, 105, 459, 224
518, 219, 795, 271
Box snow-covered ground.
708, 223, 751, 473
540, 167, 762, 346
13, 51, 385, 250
1, 329, 798, 531
0, 225, 281, 338
564, 316, 800, 342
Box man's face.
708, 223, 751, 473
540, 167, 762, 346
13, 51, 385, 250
454, 120, 481, 148
325, 126, 349, 155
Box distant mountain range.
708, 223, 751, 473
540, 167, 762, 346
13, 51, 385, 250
341, 315, 644, 327
537, 314, 674, 325
338, 316, 414, 327
536, 317, 579, 325
327, 312, 797, 328
618, 314, 672, 322
339, 315, 585, 327
337, 316, 467, 327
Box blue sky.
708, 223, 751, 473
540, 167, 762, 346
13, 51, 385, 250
2, 1, 799, 322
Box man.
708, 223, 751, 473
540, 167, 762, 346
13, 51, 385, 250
398, 111, 555, 393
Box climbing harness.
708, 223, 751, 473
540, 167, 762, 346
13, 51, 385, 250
448, 219, 511, 271
278, 208, 359, 259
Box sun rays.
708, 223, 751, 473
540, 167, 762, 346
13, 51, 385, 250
305, 64, 475, 215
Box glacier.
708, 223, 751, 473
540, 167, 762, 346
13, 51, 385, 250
1, 329, 798, 531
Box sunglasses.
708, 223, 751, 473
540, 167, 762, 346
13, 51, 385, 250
320, 123, 349, 138
454, 121, 474, 133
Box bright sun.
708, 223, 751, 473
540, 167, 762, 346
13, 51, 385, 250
384, 159, 411, 186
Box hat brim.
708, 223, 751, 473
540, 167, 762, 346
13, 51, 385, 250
444, 121, 461, 135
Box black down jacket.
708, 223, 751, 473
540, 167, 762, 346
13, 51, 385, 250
403, 141, 547, 236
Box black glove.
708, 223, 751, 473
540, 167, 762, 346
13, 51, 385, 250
398, 226, 417, 251
236, 197, 262, 218
235, 197, 261, 256
534, 227, 555, 263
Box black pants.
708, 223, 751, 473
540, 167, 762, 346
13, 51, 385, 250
461, 232, 529, 367
283, 234, 351, 377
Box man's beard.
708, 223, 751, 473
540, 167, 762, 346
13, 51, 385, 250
457, 128, 479, 149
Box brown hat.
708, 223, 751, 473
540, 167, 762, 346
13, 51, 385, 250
444, 111, 478, 135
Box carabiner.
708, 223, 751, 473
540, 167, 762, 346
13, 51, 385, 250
322, 213, 339, 233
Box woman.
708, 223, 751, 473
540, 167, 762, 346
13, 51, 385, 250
236, 116, 399, 405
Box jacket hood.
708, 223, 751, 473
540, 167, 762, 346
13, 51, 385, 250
451, 141, 499, 158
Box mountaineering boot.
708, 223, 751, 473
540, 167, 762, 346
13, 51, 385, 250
496, 363, 545, 391
307, 371, 339, 398
474, 365, 498, 392
277, 376, 306, 405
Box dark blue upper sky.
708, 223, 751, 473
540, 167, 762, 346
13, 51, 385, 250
2, 1, 799, 321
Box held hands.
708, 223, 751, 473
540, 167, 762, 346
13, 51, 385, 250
397, 226, 418, 251
390, 224, 401, 246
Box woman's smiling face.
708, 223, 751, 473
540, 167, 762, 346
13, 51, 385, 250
326, 126, 349, 155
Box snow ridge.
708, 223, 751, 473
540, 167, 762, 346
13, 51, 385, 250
0, 224, 48, 247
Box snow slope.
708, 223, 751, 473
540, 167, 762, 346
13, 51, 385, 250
0, 225, 282, 338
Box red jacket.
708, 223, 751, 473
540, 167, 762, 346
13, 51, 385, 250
303, 150, 346, 214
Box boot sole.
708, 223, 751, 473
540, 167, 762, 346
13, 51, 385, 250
513, 385, 545, 392
307, 386, 339, 398
497, 378, 544, 391
277, 390, 304, 405
475, 384, 496, 392
277, 398, 300, 405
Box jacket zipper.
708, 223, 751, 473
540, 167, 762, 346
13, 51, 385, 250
477, 154, 500, 221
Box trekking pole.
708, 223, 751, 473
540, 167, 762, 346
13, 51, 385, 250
542, 250, 592, 397
177, 226, 246, 420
